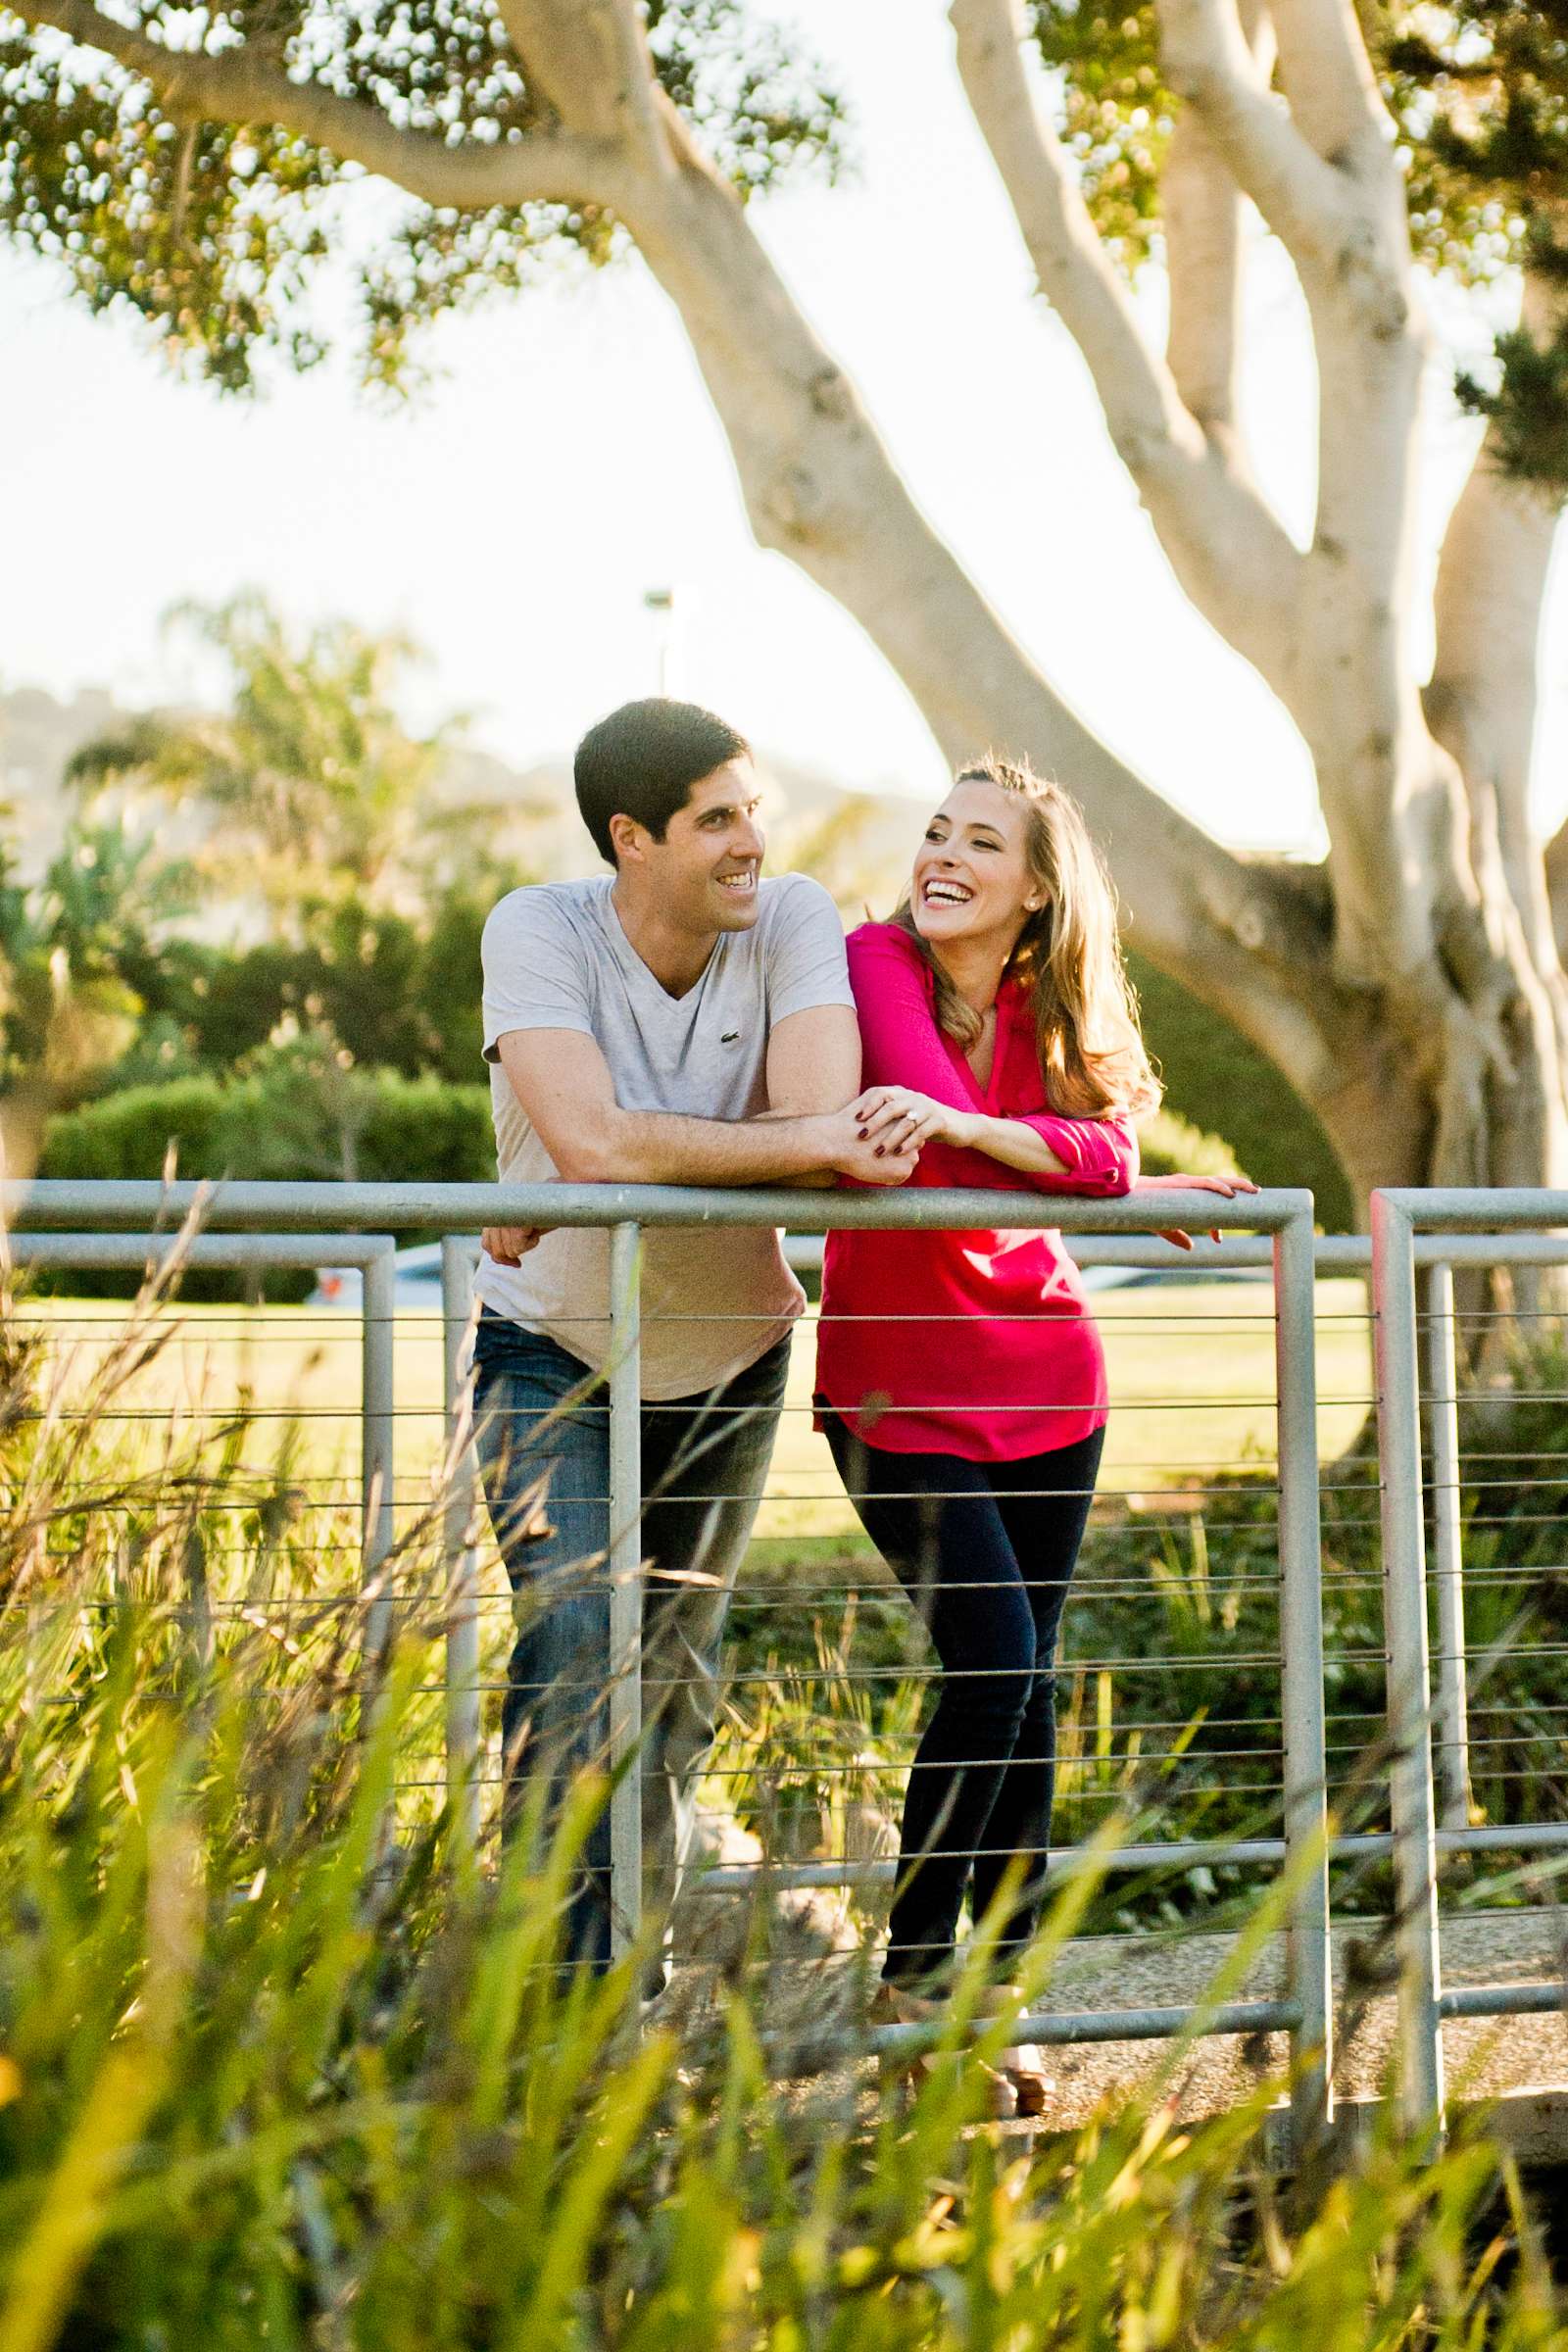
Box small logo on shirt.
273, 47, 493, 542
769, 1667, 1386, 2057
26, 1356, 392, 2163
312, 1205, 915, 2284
720, 1030, 742, 1044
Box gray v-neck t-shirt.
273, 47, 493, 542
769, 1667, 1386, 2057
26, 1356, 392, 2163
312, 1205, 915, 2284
477, 872, 854, 1397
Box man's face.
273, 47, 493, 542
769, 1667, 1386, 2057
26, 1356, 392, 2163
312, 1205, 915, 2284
638, 760, 766, 934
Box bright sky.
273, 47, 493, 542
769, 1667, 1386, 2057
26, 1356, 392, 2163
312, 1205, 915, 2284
1, 0, 1561, 853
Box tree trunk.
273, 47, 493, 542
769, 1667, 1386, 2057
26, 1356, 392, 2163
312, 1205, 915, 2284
624, 145, 1568, 1220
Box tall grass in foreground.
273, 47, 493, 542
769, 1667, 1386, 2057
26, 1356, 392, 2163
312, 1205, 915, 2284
1, 1278, 1566, 2349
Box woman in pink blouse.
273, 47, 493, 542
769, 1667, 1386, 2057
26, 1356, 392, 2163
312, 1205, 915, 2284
817, 754, 1248, 2103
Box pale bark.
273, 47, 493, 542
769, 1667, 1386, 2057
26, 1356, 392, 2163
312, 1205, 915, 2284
1153, 0, 1388, 302
950, 0, 1303, 692
501, 0, 676, 177
1429, 269, 1567, 974
1266, 0, 1394, 170
1161, 4, 1271, 435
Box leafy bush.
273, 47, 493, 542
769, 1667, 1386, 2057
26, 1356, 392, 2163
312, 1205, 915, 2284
40, 1052, 494, 1190
1137, 1103, 1245, 1179
37, 1049, 495, 1297
0, 1284, 1561, 2349
1129, 951, 1353, 1228
183, 894, 487, 1084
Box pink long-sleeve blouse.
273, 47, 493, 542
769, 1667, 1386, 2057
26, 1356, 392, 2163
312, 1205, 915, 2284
815, 921, 1139, 1461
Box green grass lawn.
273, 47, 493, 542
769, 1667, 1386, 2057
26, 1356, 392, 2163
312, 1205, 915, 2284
19, 1278, 1375, 1555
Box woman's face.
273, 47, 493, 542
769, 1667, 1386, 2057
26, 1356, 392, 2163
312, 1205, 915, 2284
910, 777, 1040, 955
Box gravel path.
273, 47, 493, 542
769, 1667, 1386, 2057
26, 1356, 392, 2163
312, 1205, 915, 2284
1032, 1906, 1568, 2128
669, 1846, 1568, 2139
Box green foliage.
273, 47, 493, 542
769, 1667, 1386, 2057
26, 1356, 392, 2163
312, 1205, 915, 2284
39, 1051, 494, 1188
0, 1298, 1564, 2345
0, 2, 844, 395
1029, 2, 1172, 268
181, 893, 486, 1080
1, 596, 511, 1116
1129, 950, 1353, 1228
1025, 0, 1568, 461
0, 810, 205, 1101
1458, 309, 1568, 492
1136, 1102, 1244, 1179
67, 593, 463, 909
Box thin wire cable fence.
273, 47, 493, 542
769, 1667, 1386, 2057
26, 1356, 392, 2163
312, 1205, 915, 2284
2, 1207, 1364, 1890
1369, 1197, 1568, 2132
1, 1177, 1343, 2157
12, 1182, 1568, 2151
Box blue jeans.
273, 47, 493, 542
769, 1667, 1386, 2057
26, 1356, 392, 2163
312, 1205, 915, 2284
472, 1312, 791, 1974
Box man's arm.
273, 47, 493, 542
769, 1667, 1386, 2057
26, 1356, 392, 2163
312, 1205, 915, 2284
754, 1003, 861, 1187
764, 1002, 860, 1117
493, 1027, 908, 1189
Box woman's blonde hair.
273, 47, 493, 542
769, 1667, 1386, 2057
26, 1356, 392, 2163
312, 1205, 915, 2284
893, 753, 1160, 1119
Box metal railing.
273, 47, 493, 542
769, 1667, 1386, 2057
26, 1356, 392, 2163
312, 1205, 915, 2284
4, 1176, 1334, 2152
1370, 1193, 1568, 2132
11, 1179, 1568, 2144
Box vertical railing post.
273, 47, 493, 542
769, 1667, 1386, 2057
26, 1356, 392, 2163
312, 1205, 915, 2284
1370, 1192, 1446, 2132
1425, 1259, 1470, 1835
607, 1222, 644, 1966
1273, 1200, 1334, 2156
361, 1241, 397, 1665
442, 1237, 482, 1844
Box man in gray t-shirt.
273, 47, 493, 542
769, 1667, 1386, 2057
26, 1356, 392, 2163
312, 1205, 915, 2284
473, 697, 914, 1981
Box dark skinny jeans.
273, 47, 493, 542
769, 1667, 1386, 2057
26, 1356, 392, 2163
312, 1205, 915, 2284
822, 1415, 1104, 1989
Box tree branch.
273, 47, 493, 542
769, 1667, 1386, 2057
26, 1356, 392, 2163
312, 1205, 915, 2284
499, 0, 674, 176
950, 0, 1301, 682
16, 0, 622, 212
1153, 0, 1389, 303
1428, 264, 1567, 974
1161, 0, 1271, 433
1266, 0, 1393, 172
611, 139, 1345, 1084
1162, 111, 1241, 431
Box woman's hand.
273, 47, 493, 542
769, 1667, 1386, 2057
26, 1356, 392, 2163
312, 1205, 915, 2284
1133, 1171, 1259, 1250
852, 1085, 971, 1158
812, 1104, 923, 1185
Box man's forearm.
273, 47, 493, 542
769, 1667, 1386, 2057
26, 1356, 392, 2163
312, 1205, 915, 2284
746, 1106, 840, 1188
568, 1105, 833, 1187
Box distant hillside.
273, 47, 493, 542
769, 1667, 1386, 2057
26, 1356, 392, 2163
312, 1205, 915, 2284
2, 684, 124, 873
0, 683, 919, 908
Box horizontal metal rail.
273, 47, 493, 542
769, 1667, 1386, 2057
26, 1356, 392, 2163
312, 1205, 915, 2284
5, 1179, 1334, 2151
1438, 1984, 1568, 2022
866, 1997, 1302, 2061
5, 1176, 1311, 1238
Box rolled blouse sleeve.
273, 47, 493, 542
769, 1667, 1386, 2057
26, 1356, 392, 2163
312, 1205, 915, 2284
847, 922, 1138, 1198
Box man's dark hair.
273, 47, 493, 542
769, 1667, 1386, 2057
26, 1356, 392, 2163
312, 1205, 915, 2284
574, 699, 752, 865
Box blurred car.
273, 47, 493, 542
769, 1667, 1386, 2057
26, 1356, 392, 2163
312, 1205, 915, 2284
306, 1241, 453, 1313
1075, 1261, 1272, 1292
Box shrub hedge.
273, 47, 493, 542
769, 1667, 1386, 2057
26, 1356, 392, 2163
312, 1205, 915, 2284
1128, 951, 1352, 1228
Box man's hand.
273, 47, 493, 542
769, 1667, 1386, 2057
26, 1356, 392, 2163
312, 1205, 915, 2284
1132, 1172, 1259, 1250
482, 1225, 546, 1267
810, 1106, 922, 1187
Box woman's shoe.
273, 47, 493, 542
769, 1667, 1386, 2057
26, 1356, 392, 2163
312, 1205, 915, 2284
970, 1983, 1054, 2118
869, 1982, 1022, 2119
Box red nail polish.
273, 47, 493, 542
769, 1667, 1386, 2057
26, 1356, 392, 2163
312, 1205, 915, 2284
874, 1145, 885, 1157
